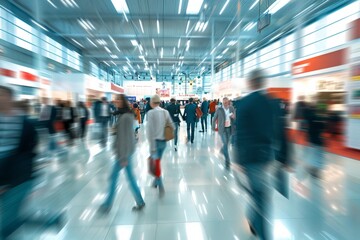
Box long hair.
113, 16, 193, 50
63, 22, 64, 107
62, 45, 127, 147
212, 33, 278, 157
115, 94, 134, 114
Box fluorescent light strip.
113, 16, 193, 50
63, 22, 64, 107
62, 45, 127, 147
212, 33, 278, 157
104, 62, 110, 67
110, 61, 116, 65
157, 59, 159, 65
47, 0, 57, 8
71, 38, 83, 48
178, 0, 183, 14
266, 0, 291, 15
219, 0, 230, 15
269, 33, 282, 42
218, 37, 225, 47
31, 20, 47, 31
186, 20, 190, 34
222, 48, 229, 54
161, 48, 163, 58
110, 55, 118, 59
139, 19, 144, 33
210, 48, 216, 55
109, 35, 116, 45
105, 46, 111, 53
245, 42, 255, 49
157, 20, 160, 34
249, 0, 259, 10
115, 45, 121, 52
178, 38, 181, 48
294, 3, 314, 19
173, 47, 176, 55
186, 0, 204, 14
195, 21, 201, 31
231, 20, 242, 32
227, 40, 237, 46
123, 11, 129, 22
244, 22, 256, 31
131, 40, 138, 46
87, 38, 97, 47
126, 57, 130, 62
111, 0, 129, 13
152, 39, 156, 49
202, 21, 208, 32
186, 40, 190, 51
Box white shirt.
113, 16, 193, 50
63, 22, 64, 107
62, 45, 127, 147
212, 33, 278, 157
101, 103, 109, 117
39, 105, 51, 121
146, 106, 173, 153
224, 108, 231, 127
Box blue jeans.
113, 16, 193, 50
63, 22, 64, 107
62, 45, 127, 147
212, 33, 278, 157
151, 140, 167, 188
103, 156, 144, 207
186, 121, 195, 142
100, 117, 109, 144
220, 127, 231, 167
201, 115, 208, 131
243, 164, 272, 240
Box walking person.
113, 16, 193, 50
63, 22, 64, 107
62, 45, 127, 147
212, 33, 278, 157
62, 101, 75, 145
38, 97, 57, 152
212, 97, 235, 170
146, 95, 174, 196
199, 97, 209, 133
99, 97, 111, 147
166, 98, 182, 151
209, 100, 217, 124
77, 102, 89, 139
100, 94, 145, 213
183, 98, 197, 144
233, 69, 282, 240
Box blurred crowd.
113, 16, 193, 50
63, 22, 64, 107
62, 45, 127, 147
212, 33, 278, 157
0, 68, 347, 239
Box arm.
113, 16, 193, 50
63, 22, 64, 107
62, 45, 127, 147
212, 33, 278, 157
118, 115, 135, 166
146, 111, 157, 155
212, 109, 219, 131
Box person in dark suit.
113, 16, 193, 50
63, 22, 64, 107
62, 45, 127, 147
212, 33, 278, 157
77, 102, 90, 139
166, 98, 183, 151
199, 97, 209, 133
99, 97, 111, 146
233, 69, 281, 240
183, 98, 197, 144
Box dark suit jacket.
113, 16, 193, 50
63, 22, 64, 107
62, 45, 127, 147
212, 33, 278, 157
234, 91, 278, 165
0, 117, 38, 188
201, 101, 209, 116
40, 105, 57, 134
183, 103, 197, 123
166, 103, 182, 123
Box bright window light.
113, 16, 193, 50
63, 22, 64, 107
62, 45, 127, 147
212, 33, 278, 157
139, 19, 144, 33
186, 0, 204, 15
178, 0, 183, 14
249, 0, 259, 10
111, 0, 129, 13
266, 0, 291, 14
157, 20, 160, 34
219, 0, 230, 15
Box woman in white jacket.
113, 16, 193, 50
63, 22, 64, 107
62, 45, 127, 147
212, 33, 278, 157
99, 94, 145, 213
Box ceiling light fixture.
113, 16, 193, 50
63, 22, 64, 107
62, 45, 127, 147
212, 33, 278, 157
78, 18, 96, 31
109, 35, 116, 45
231, 20, 242, 32
87, 38, 97, 47
210, 48, 216, 55
47, 0, 57, 8
186, 40, 190, 51
222, 48, 229, 54
152, 39, 156, 49
115, 45, 121, 52
111, 0, 129, 13
96, 39, 107, 45
178, 38, 181, 48
186, 20, 190, 34
266, 0, 291, 15
179, 56, 184, 60
249, 0, 259, 10
202, 21, 209, 32
161, 48, 164, 58
157, 59, 160, 65
105, 46, 111, 53
103, 61, 110, 67
219, 0, 230, 15
130, 40, 138, 46
195, 21, 201, 31
71, 39, 84, 48
173, 47, 176, 55
216, 55, 223, 59
139, 19, 144, 33
178, 0, 183, 14
110, 55, 118, 59
157, 20, 160, 34
245, 42, 255, 49
244, 22, 256, 31
126, 57, 130, 62
218, 37, 225, 47
186, 0, 204, 14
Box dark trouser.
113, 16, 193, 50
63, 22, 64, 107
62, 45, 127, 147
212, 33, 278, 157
220, 127, 231, 168
100, 117, 109, 145
63, 120, 74, 142
140, 111, 145, 124
243, 164, 272, 240
211, 112, 215, 123
80, 118, 87, 138
201, 115, 208, 131
186, 121, 195, 143
174, 123, 179, 146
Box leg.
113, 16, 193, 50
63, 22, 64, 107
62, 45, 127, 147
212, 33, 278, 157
155, 140, 167, 194
244, 165, 272, 240
102, 161, 122, 208
204, 115, 208, 131
201, 117, 205, 132
124, 158, 145, 207
174, 123, 179, 147
190, 122, 195, 143
186, 122, 191, 141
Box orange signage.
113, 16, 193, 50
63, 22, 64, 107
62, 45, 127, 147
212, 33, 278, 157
292, 49, 346, 75
111, 83, 124, 93
350, 19, 360, 41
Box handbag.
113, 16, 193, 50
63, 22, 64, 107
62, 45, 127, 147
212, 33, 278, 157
196, 107, 203, 119
164, 111, 174, 141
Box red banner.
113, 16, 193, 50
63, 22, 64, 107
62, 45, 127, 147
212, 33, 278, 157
0, 68, 16, 78
19, 71, 38, 82
292, 49, 346, 75
350, 18, 360, 41
111, 83, 124, 93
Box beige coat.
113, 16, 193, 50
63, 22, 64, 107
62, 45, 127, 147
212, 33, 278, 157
113, 113, 136, 164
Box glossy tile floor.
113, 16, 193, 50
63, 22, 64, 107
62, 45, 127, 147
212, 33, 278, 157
9, 121, 360, 240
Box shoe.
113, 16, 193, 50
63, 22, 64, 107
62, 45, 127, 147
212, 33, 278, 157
175, 146, 177, 152
132, 203, 145, 211
199, 130, 204, 133
191, 141, 194, 144
152, 179, 158, 188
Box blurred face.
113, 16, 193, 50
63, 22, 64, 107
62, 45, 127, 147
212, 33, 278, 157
223, 98, 229, 108
115, 97, 124, 108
